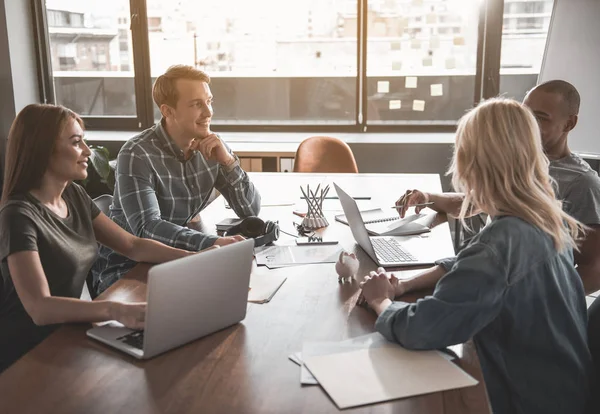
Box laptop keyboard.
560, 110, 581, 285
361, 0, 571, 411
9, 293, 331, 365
117, 330, 144, 350
372, 237, 418, 263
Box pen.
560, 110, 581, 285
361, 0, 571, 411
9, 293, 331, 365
391, 202, 435, 209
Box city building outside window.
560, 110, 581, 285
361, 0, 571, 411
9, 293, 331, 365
41, 0, 555, 130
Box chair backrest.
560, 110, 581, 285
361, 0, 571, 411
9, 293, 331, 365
88, 194, 113, 299
293, 136, 359, 173
93, 194, 113, 216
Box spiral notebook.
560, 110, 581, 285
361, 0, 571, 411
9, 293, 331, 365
335, 209, 431, 236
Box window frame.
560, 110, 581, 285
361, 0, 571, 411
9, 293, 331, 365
31, 0, 513, 133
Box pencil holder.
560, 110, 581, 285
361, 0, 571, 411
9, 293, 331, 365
300, 184, 329, 230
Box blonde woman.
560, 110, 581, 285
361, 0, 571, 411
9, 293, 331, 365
359, 98, 593, 414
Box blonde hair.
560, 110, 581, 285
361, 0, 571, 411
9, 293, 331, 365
448, 98, 585, 251
152, 65, 210, 108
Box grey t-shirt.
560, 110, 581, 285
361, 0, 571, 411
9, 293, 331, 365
0, 183, 101, 372
550, 153, 600, 225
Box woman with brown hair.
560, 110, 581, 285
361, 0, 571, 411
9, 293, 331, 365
0, 104, 203, 372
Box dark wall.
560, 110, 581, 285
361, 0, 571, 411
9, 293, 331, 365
0, 0, 39, 139
0, 0, 40, 197
0, 0, 16, 140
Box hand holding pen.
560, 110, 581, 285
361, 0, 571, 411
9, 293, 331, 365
394, 189, 433, 218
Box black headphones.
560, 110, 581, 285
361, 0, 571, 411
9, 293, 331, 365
224, 216, 280, 247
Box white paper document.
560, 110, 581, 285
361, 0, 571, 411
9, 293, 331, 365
255, 245, 342, 267
248, 272, 287, 304
292, 333, 456, 386
304, 346, 478, 409
300, 333, 395, 385
288, 352, 303, 366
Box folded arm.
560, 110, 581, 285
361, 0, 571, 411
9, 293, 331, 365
396, 265, 448, 296
214, 145, 261, 218
92, 212, 207, 263
375, 244, 505, 350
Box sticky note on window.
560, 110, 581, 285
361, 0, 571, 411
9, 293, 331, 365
392, 61, 402, 71
445, 57, 456, 69
412, 100, 426, 111
412, 0, 423, 5
405, 77, 418, 88
453, 36, 465, 46
411, 38, 421, 49
390, 41, 401, 51
377, 81, 390, 94
389, 100, 401, 110
399, 18, 409, 32
430, 36, 440, 49
422, 56, 433, 67
430, 84, 443, 96
426, 13, 437, 24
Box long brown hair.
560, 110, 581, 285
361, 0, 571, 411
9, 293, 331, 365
2, 104, 84, 203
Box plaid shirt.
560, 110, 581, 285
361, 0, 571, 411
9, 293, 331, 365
92, 121, 261, 294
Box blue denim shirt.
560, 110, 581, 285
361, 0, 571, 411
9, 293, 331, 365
376, 216, 592, 414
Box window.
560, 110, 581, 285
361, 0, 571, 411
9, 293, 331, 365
147, 0, 358, 125
499, 0, 554, 101
36, 0, 551, 131
366, 0, 480, 125
44, 0, 138, 121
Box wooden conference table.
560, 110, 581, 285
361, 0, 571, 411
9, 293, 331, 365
0, 173, 491, 414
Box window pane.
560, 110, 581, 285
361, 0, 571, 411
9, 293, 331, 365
366, 0, 480, 125
147, 0, 357, 125
499, 0, 554, 101
45, 0, 136, 116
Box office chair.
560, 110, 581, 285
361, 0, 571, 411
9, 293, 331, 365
93, 194, 113, 216
293, 136, 359, 173
85, 194, 114, 299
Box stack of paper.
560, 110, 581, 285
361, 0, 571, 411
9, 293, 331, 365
289, 333, 477, 409
289, 333, 395, 385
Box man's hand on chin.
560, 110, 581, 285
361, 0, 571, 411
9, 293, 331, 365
191, 133, 234, 165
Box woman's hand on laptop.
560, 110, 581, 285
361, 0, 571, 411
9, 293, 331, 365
213, 235, 245, 246
110, 302, 146, 330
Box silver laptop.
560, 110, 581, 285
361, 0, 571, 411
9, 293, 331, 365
87, 239, 254, 359
334, 183, 454, 267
